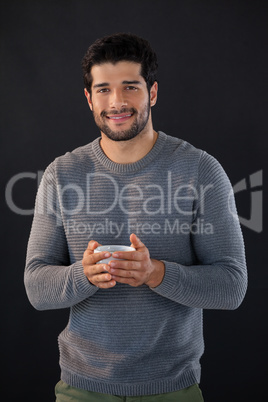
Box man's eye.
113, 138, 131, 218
125, 86, 137, 91
98, 88, 109, 93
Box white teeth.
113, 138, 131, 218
109, 114, 131, 119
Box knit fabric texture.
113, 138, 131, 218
25, 131, 247, 396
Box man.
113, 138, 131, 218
25, 33, 247, 401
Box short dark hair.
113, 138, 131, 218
82, 33, 158, 94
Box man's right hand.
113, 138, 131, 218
82, 240, 116, 288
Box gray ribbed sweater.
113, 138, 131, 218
24, 131, 247, 396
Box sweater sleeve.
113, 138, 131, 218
24, 163, 98, 311
151, 152, 247, 310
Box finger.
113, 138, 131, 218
108, 260, 141, 272
129, 233, 145, 250
89, 263, 110, 275
93, 251, 111, 263
95, 272, 113, 282
83, 240, 100, 257
85, 251, 111, 264
91, 274, 117, 288
93, 270, 117, 286
95, 279, 117, 289
110, 275, 138, 287
98, 281, 117, 289
110, 268, 136, 279
111, 250, 141, 261
87, 240, 101, 251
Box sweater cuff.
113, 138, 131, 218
73, 261, 99, 297
150, 260, 182, 299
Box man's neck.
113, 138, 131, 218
99, 128, 158, 164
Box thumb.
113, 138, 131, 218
84, 240, 101, 257
130, 233, 144, 249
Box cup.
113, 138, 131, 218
94, 245, 135, 269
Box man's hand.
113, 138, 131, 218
82, 240, 116, 288
106, 233, 165, 288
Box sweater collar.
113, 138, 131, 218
91, 131, 167, 173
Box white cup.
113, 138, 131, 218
94, 245, 135, 266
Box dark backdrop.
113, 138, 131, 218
1, 1, 267, 401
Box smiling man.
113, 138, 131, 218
84, 57, 158, 164
87, 62, 155, 142
24, 33, 247, 402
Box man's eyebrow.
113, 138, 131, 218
93, 82, 109, 89
122, 80, 142, 85
93, 80, 142, 89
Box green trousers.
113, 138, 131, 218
55, 381, 204, 401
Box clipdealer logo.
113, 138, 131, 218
228, 170, 263, 233
5, 169, 263, 233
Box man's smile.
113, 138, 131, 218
106, 113, 134, 122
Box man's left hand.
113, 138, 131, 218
106, 233, 165, 288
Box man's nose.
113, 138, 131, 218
110, 89, 127, 108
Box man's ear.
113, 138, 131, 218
150, 81, 158, 107
84, 88, 93, 111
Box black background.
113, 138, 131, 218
1, 1, 267, 401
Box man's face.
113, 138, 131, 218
85, 61, 157, 141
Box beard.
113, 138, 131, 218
92, 99, 151, 142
